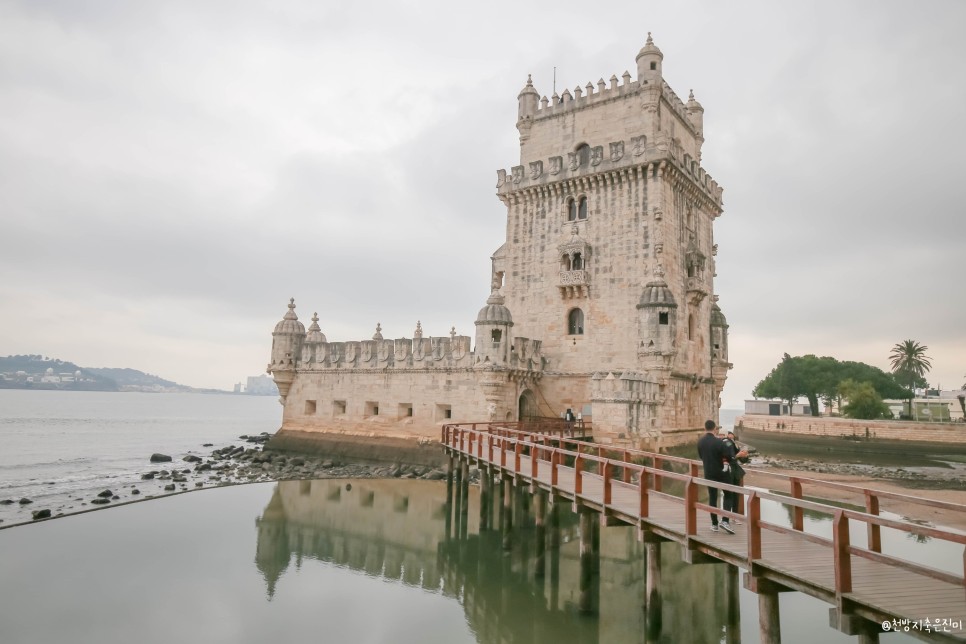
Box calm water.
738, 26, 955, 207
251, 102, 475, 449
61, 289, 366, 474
0, 394, 956, 642
0, 478, 931, 644
0, 390, 279, 524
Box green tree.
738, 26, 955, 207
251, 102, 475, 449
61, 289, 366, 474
752, 353, 802, 411
839, 379, 890, 419
754, 355, 912, 417
889, 340, 932, 418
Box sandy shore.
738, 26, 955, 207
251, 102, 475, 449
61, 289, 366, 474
746, 465, 966, 531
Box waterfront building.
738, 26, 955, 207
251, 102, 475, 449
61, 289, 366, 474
268, 35, 730, 457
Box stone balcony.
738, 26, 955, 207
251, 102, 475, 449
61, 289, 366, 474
686, 276, 708, 306
558, 270, 589, 298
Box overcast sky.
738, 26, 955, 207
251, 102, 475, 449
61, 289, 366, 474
1, 0, 963, 407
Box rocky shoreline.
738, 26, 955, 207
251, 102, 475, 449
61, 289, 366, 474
0, 432, 464, 527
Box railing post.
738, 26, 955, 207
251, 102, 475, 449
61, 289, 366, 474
747, 491, 761, 561
622, 450, 631, 483
689, 462, 699, 478
790, 478, 804, 531
551, 450, 559, 488
575, 455, 583, 495
864, 491, 881, 553
514, 440, 522, 474
603, 462, 612, 506
833, 510, 852, 594
487, 434, 493, 464
653, 457, 663, 493
685, 479, 697, 536
500, 437, 507, 468
532, 444, 539, 480
639, 469, 650, 518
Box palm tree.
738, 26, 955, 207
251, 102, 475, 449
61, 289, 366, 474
888, 340, 932, 418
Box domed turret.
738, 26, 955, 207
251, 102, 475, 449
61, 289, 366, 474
636, 279, 677, 309
686, 89, 705, 147
637, 278, 677, 363
710, 303, 729, 364
475, 291, 514, 365
269, 298, 305, 371
636, 32, 664, 84
268, 299, 305, 401
710, 303, 727, 328
301, 313, 326, 364
517, 74, 540, 140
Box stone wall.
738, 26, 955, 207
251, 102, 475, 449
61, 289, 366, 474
735, 414, 966, 445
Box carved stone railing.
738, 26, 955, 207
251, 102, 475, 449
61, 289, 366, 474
559, 270, 588, 286
558, 270, 589, 298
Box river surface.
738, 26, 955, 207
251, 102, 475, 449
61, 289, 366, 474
1, 477, 947, 643
0, 393, 960, 642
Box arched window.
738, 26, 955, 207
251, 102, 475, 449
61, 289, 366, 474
688, 313, 695, 340
576, 144, 590, 168
560, 254, 572, 271
578, 196, 587, 220
567, 198, 577, 221
572, 252, 583, 270
568, 308, 585, 335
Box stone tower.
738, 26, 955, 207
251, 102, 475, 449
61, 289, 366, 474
493, 34, 730, 447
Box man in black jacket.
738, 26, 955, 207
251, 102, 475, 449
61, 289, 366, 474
697, 420, 746, 534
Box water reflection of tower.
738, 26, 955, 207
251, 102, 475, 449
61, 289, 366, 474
254, 489, 291, 599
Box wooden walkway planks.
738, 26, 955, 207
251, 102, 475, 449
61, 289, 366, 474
444, 427, 966, 640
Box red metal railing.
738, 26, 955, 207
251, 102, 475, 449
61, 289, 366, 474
440, 422, 966, 599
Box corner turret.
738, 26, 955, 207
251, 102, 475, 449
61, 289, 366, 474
636, 277, 677, 370
475, 290, 514, 365
268, 298, 305, 401
686, 89, 705, 158
517, 74, 540, 143
636, 33, 664, 85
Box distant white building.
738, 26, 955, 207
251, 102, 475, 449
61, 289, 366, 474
246, 374, 279, 396
744, 399, 813, 416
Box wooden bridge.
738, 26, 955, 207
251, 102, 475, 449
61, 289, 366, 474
441, 421, 966, 643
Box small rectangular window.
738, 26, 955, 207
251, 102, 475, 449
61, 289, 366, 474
365, 401, 379, 416
436, 404, 452, 421
659, 312, 669, 325
399, 403, 413, 418
333, 400, 346, 415
304, 400, 317, 415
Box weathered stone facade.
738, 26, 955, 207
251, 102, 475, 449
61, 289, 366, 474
268, 35, 731, 453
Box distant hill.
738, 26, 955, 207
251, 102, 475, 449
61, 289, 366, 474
84, 367, 187, 390
0, 354, 209, 393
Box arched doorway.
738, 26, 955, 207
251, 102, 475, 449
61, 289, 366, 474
518, 390, 538, 421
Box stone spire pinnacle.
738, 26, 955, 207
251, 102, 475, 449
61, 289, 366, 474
373, 323, 383, 340
413, 321, 423, 339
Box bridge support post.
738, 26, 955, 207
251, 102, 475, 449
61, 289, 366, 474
758, 590, 781, 644
645, 540, 662, 641
725, 564, 741, 644
829, 607, 884, 643
578, 507, 597, 614
479, 467, 490, 531
453, 457, 463, 539
535, 490, 547, 578
502, 474, 513, 551
743, 575, 791, 644
446, 456, 454, 504
459, 460, 470, 540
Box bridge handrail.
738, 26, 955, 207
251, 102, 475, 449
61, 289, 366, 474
441, 421, 966, 595
443, 422, 966, 521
